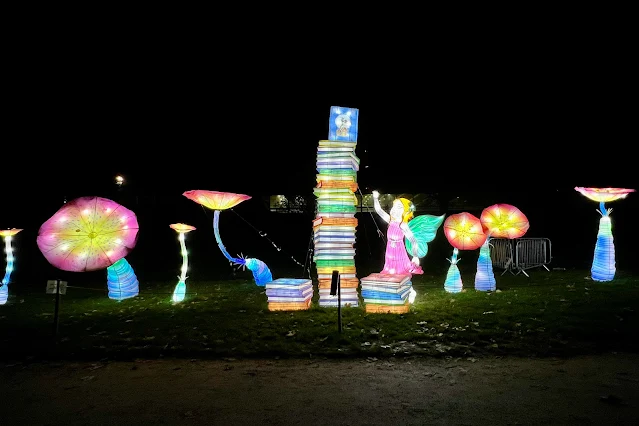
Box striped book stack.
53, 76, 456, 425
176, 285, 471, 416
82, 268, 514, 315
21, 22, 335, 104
265, 278, 313, 311
314, 106, 360, 308
360, 273, 412, 314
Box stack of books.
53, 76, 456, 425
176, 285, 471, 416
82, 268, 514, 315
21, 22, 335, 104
265, 278, 313, 311
314, 106, 360, 308
360, 273, 412, 314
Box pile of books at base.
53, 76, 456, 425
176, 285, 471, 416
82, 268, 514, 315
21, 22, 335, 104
360, 273, 412, 314
265, 278, 313, 311
316, 270, 360, 307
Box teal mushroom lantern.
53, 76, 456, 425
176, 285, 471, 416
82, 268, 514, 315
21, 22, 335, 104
575, 187, 635, 282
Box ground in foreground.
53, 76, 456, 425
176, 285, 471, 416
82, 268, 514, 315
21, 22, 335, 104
2, 353, 638, 425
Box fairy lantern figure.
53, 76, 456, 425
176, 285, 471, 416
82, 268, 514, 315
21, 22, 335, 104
372, 190, 444, 275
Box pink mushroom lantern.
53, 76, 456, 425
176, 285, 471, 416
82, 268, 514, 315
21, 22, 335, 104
443, 212, 487, 293
183, 190, 273, 286
574, 187, 635, 282
36, 196, 140, 300
475, 204, 529, 291
0, 228, 22, 305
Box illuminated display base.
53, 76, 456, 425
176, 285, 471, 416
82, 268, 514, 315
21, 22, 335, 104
361, 273, 412, 313
265, 278, 313, 311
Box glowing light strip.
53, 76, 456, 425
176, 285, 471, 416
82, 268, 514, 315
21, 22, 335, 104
0, 236, 15, 305
172, 232, 189, 302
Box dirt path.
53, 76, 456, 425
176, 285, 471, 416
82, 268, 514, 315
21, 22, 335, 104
2, 353, 639, 425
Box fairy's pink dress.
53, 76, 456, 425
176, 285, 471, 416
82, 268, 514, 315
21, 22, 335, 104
381, 221, 424, 275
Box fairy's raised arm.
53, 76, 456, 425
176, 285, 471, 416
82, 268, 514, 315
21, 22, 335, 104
372, 190, 390, 223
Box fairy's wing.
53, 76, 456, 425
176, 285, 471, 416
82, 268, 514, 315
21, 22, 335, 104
405, 214, 446, 258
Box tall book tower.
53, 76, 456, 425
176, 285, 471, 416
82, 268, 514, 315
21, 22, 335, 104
313, 106, 360, 307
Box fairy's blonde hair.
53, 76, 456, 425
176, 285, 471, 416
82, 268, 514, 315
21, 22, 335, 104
398, 198, 415, 223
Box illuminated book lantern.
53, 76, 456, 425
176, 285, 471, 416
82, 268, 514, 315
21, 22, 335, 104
183, 190, 273, 286
443, 212, 487, 293
575, 187, 635, 282
169, 223, 196, 303
0, 228, 22, 305
265, 278, 313, 311
360, 272, 413, 314
36, 196, 140, 300
329, 106, 359, 141
476, 204, 529, 291
314, 106, 361, 308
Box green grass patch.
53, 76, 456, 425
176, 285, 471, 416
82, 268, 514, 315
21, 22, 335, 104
1, 268, 638, 361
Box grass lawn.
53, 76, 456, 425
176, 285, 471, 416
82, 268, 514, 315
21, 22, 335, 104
1, 266, 638, 361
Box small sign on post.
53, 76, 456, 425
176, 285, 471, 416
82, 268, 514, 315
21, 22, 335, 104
330, 270, 342, 333
46, 279, 67, 340
46, 280, 67, 295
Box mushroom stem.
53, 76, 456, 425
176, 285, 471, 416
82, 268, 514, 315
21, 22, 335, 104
444, 247, 463, 293
1, 235, 15, 305
212, 210, 273, 286
599, 201, 608, 216
213, 210, 244, 265
591, 214, 615, 282
475, 237, 496, 291
450, 247, 459, 264
172, 232, 189, 303
178, 232, 188, 283
1, 236, 15, 286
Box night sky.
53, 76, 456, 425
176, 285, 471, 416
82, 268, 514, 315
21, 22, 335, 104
6, 85, 636, 199
6, 26, 636, 203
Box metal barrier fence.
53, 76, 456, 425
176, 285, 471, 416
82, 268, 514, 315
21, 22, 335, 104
490, 238, 552, 277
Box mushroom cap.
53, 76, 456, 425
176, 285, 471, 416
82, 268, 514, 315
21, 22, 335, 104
182, 190, 251, 210
444, 212, 487, 251
0, 228, 23, 237
480, 203, 529, 239
170, 223, 196, 233
575, 187, 635, 203
36, 196, 139, 272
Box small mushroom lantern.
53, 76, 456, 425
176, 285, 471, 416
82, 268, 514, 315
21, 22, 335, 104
443, 212, 487, 293
169, 223, 196, 303
475, 204, 529, 291
574, 187, 635, 282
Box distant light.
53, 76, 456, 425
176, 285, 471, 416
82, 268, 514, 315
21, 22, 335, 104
115, 175, 124, 186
